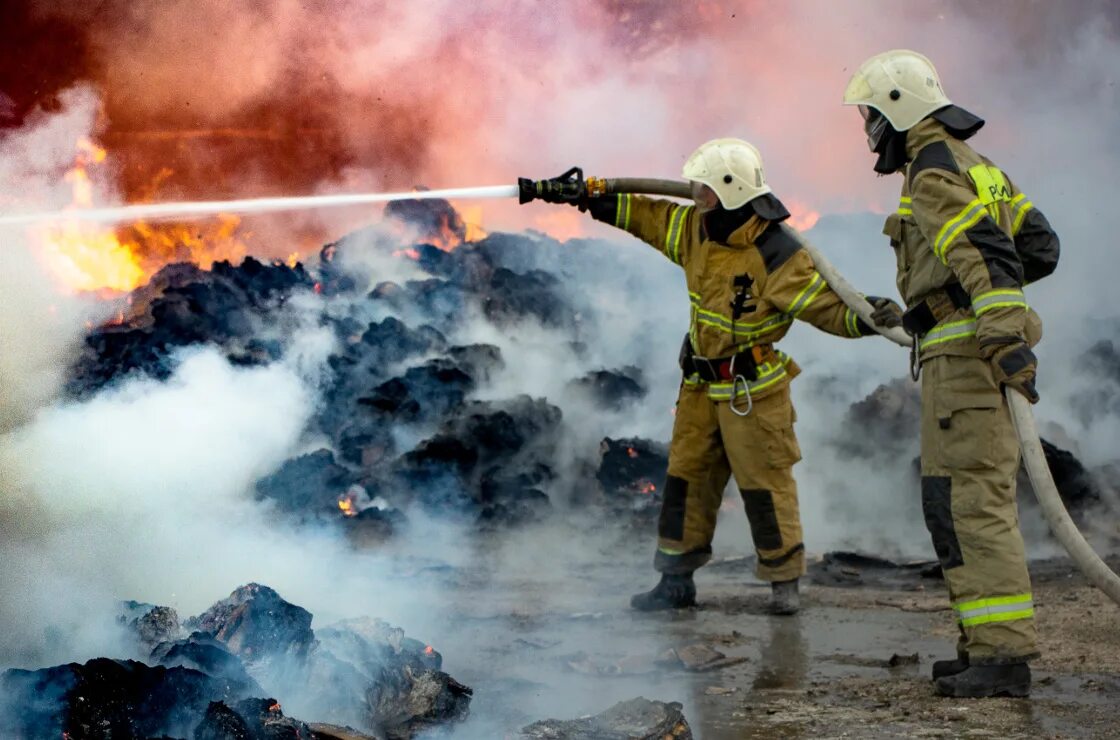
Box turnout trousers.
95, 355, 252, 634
654, 382, 806, 582
920, 354, 1039, 663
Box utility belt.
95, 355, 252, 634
678, 337, 777, 383
902, 282, 972, 336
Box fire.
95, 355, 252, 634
424, 645, 435, 655
36, 139, 145, 293
35, 139, 256, 294
785, 199, 821, 232
637, 480, 657, 495
393, 247, 422, 261
337, 493, 358, 518
268, 701, 281, 713
626, 447, 638, 459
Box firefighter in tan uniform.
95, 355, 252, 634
519, 140, 901, 614
844, 50, 1060, 698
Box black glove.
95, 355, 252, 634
518, 166, 588, 210
866, 295, 903, 329
983, 339, 1040, 404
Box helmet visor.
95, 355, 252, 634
863, 107, 890, 153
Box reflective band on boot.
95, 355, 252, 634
955, 593, 1034, 627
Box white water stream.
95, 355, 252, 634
0, 184, 520, 227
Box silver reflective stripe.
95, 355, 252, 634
955, 594, 1034, 627
664, 206, 689, 264
787, 272, 827, 318
973, 289, 1027, 317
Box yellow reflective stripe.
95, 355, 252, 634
701, 353, 793, 400
664, 206, 686, 264
961, 608, 1034, 627
662, 205, 692, 265
918, 319, 977, 351
933, 199, 986, 264
1010, 192, 1034, 235
695, 314, 792, 339
658, 546, 686, 555
955, 593, 1034, 627
615, 194, 632, 230
688, 291, 701, 302
898, 196, 913, 216
787, 272, 827, 318
845, 307, 862, 337
973, 289, 1028, 317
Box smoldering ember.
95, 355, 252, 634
1, 192, 1117, 738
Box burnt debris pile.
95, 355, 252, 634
0, 583, 470, 739
65, 198, 662, 534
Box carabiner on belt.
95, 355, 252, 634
909, 333, 922, 381
728, 353, 753, 417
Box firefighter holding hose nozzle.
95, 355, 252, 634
520, 140, 902, 615
843, 49, 1061, 698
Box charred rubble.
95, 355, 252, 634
0, 584, 470, 739
65, 197, 660, 535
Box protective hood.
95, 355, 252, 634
703, 193, 790, 243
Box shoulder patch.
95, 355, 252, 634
908, 141, 960, 191
755, 222, 801, 274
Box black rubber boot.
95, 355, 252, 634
630, 573, 696, 611
932, 655, 969, 680
935, 663, 1031, 698
769, 578, 800, 615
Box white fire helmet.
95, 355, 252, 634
843, 50, 951, 132
681, 138, 771, 210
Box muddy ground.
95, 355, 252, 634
388, 540, 1120, 739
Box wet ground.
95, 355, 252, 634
391, 543, 1120, 739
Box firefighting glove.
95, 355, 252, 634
517, 166, 589, 211
866, 296, 903, 329
985, 340, 1040, 404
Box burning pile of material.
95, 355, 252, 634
64, 197, 665, 536
0, 584, 471, 738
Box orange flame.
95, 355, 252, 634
785, 200, 821, 232
337, 494, 358, 518
268, 701, 281, 713
35, 139, 260, 295
424, 645, 435, 655
392, 247, 421, 261
626, 447, 638, 459
637, 480, 657, 495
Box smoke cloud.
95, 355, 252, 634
1, 1, 1119, 731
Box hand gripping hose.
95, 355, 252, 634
602, 177, 1120, 605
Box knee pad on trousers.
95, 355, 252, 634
922, 475, 964, 570
740, 488, 782, 551
659, 475, 688, 541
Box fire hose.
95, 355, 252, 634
5, 173, 1117, 603
594, 177, 1120, 606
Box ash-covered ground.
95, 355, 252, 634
2, 198, 1119, 738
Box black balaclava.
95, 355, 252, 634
703, 193, 790, 243
865, 107, 909, 175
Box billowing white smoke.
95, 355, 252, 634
0, 88, 111, 431
1, 5, 1119, 731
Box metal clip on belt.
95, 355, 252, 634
729, 354, 754, 417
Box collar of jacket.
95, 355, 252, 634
904, 117, 954, 161
719, 214, 770, 248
